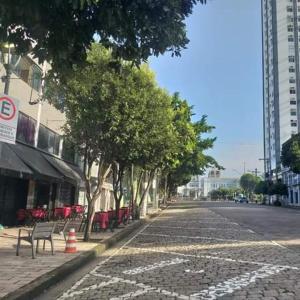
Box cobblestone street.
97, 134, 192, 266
41, 202, 300, 300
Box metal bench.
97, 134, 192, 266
16, 222, 56, 259
55, 219, 85, 241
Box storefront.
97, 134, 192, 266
0, 141, 83, 226
0, 143, 33, 225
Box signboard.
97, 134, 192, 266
0, 94, 19, 144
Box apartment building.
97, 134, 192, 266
262, 0, 300, 205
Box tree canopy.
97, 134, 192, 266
240, 173, 260, 195
45, 44, 179, 238
281, 133, 300, 174
0, 0, 206, 74
162, 93, 220, 195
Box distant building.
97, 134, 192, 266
177, 170, 240, 199
201, 177, 240, 197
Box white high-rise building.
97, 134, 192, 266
262, 0, 300, 205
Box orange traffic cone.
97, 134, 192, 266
64, 228, 77, 253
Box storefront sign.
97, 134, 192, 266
0, 94, 19, 144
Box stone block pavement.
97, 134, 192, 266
51, 202, 300, 300
0, 223, 136, 299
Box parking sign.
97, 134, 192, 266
0, 94, 19, 144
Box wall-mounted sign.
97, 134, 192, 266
0, 94, 19, 144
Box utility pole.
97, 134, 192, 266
243, 162, 246, 174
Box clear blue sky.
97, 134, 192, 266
149, 0, 263, 177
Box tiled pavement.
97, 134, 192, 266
0, 224, 130, 299
55, 202, 300, 300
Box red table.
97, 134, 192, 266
93, 211, 109, 230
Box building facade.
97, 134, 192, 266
0, 55, 116, 225
262, 0, 300, 205
178, 171, 240, 199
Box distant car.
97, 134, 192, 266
239, 197, 249, 203
234, 197, 248, 203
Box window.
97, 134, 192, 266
289, 55, 295, 62
290, 77, 296, 83
287, 6, 293, 12
290, 87, 296, 94
288, 35, 294, 42
291, 109, 297, 116
16, 112, 36, 145
291, 120, 298, 127
289, 66, 295, 72
13, 57, 42, 91
290, 99, 297, 105
62, 139, 76, 163
37, 124, 60, 155
288, 25, 294, 32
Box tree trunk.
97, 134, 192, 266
138, 170, 155, 209
112, 162, 124, 228
84, 198, 95, 241
83, 157, 111, 241
163, 174, 168, 205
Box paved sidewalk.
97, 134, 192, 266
0, 221, 143, 299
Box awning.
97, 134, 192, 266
0, 142, 33, 178
67, 163, 86, 189
43, 154, 82, 185
9, 143, 63, 182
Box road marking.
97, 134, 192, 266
271, 240, 288, 249
127, 246, 299, 270
58, 278, 121, 298
140, 232, 241, 242
149, 225, 254, 232
123, 258, 189, 275
185, 269, 204, 274
57, 210, 164, 299
247, 229, 255, 234
60, 273, 190, 300
110, 288, 155, 300
189, 265, 290, 300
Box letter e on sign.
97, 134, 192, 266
0, 97, 16, 120
0, 94, 20, 144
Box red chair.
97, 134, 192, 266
71, 205, 85, 219
16, 209, 27, 225
53, 207, 71, 219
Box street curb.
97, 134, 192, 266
2, 210, 163, 300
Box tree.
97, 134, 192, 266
240, 173, 260, 197
45, 44, 176, 239
281, 133, 300, 174
268, 181, 288, 196
161, 93, 220, 199
0, 0, 206, 74
128, 88, 176, 216
254, 181, 269, 195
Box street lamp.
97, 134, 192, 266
0, 43, 20, 95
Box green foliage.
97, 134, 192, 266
0, 0, 206, 74
268, 181, 288, 196
254, 181, 269, 195
281, 133, 300, 174
163, 93, 220, 195
45, 44, 179, 234
209, 187, 242, 200
46, 44, 175, 170
240, 173, 261, 194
